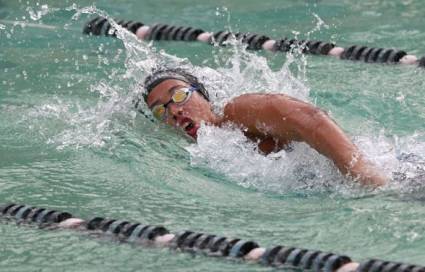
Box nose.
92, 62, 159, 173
167, 103, 184, 124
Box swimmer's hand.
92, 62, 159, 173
347, 156, 388, 187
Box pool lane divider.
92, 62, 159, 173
2, 203, 425, 272
82, 16, 425, 69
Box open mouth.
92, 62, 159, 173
180, 118, 198, 139
184, 122, 194, 131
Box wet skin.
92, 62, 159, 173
147, 79, 387, 187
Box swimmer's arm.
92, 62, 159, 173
276, 105, 388, 187
223, 94, 387, 187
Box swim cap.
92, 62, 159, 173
143, 68, 210, 102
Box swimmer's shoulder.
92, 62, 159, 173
223, 93, 295, 116
222, 93, 288, 125
223, 93, 261, 120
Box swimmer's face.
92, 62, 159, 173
146, 79, 216, 140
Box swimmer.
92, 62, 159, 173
136, 68, 388, 187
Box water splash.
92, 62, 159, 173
26, 4, 55, 21
22, 5, 155, 149
186, 124, 344, 194
186, 125, 425, 195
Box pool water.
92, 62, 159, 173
1, 0, 425, 271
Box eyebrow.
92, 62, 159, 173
149, 84, 188, 108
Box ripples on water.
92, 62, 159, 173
2, 2, 425, 270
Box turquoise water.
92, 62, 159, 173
1, 0, 425, 271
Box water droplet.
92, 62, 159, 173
27, 4, 51, 21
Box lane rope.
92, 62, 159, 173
82, 16, 424, 68
2, 18, 421, 68
2, 203, 424, 272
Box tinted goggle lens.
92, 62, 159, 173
172, 89, 189, 103
152, 105, 166, 120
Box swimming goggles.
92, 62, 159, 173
150, 85, 198, 121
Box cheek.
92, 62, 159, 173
185, 103, 209, 119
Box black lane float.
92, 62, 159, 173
82, 16, 424, 68
1, 203, 425, 272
